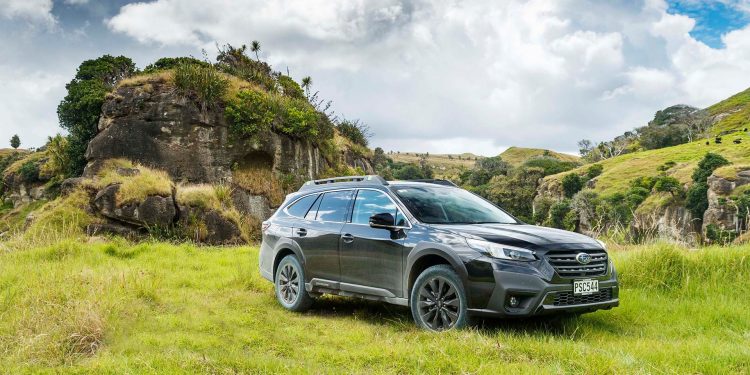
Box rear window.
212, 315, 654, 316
285, 194, 319, 218
316, 190, 354, 222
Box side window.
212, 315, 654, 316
285, 194, 319, 218
351, 190, 400, 225
304, 195, 322, 220
316, 190, 353, 222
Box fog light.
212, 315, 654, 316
508, 296, 519, 307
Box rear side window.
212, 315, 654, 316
316, 190, 353, 222
285, 194, 319, 218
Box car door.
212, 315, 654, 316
339, 189, 409, 297
294, 190, 353, 283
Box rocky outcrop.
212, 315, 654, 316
84, 79, 373, 184
702, 168, 750, 233
93, 184, 177, 228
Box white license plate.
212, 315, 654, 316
573, 279, 599, 296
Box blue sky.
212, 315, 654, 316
668, 0, 750, 47
3, 0, 750, 155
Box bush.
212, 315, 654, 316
225, 90, 275, 139
562, 173, 584, 198
277, 75, 304, 99
337, 119, 371, 147
705, 224, 737, 245
174, 63, 229, 109
18, 161, 40, 183
586, 164, 603, 179
545, 199, 572, 229
686, 153, 730, 219
523, 157, 578, 176
143, 57, 209, 73
654, 176, 683, 197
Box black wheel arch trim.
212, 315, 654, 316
404, 242, 476, 306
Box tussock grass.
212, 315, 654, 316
117, 70, 174, 88
94, 159, 173, 206
0, 241, 748, 373
232, 167, 285, 206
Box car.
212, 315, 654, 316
258, 175, 619, 331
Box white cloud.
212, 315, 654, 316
0, 65, 66, 148
0, 0, 56, 26
96, 0, 750, 155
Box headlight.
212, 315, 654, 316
465, 238, 536, 261
595, 239, 607, 250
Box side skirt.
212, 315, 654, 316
306, 278, 409, 306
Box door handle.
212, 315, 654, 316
296, 228, 307, 237
341, 233, 354, 243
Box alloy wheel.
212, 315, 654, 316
417, 276, 461, 331
278, 263, 299, 304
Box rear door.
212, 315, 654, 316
339, 189, 409, 297
294, 190, 353, 283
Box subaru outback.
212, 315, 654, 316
259, 176, 618, 331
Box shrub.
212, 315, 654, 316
705, 224, 737, 245
545, 199, 572, 229
586, 164, 603, 179
277, 75, 304, 99
279, 99, 320, 138
225, 90, 275, 139
174, 62, 229, 109
18, 161, 40, 183
686, 153, 730, 219
336, 119, 371, 147
143, 57, 209, 73
561, 173, 584, 198
523, 157, 578, 176
654, 176, 683, 197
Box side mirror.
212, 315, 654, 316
369, 212, 396, 230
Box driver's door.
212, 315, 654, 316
339, 189, 409, 297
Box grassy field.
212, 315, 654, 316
1, 239, 749, 374
389, 152, 479, 180
499, 147, 580, 167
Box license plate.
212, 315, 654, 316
573, 279, 599, 296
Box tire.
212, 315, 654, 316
410, 265, 468, 331
274, 255, 314, 312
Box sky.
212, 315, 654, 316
2, 0, 750, 156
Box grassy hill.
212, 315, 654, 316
500, 146, 580, 166
0, 240, 748, 373
544, 89, 750, 196
389, 152, 481, 179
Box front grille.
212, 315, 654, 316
553, 288, 612, 306
545, 249, 608, 277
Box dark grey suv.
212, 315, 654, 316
259, 176, 618, 331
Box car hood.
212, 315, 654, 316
430, 223, 602, 251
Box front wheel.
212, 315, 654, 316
410, 265, 468, 331
274, 255, 313, 312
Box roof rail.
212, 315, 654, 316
407, 179, 458, 187
300, 175, 388, 191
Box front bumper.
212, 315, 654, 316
466, 257, 619, 317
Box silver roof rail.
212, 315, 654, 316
407, 179, 458, 187
300, 175, 388, 191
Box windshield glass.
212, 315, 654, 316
392, 186, 518, 224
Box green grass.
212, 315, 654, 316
1, 241, 748, 373
545, 130, 750, 196
500, 147, 581, 166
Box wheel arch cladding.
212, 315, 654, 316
406, 246, 469, 299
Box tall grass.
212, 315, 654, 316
0, 241, 748, 373
174, 63, 229, 109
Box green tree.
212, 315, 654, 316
562, 173, 584, 198
251, 40, 261, 61
393, 164, 426, 180
485, 167, 545, 222
654, 176, 683, 197
57, 55, 136, 176
586, 164, 603, 179
301, 76, 312, 98
10, 134, 20, 149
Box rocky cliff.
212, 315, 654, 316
85, 76, 372, 184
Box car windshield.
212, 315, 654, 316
392, 185, 518, 225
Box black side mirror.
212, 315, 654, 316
369, 212, 396, 229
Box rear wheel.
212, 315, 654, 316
410, 265, 468, 331
274, 255, 313, 312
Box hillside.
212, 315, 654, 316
499, 146, 580, 166
544, 92, 750, 196
536, 87, 750, 244
389, 151, 481, 179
